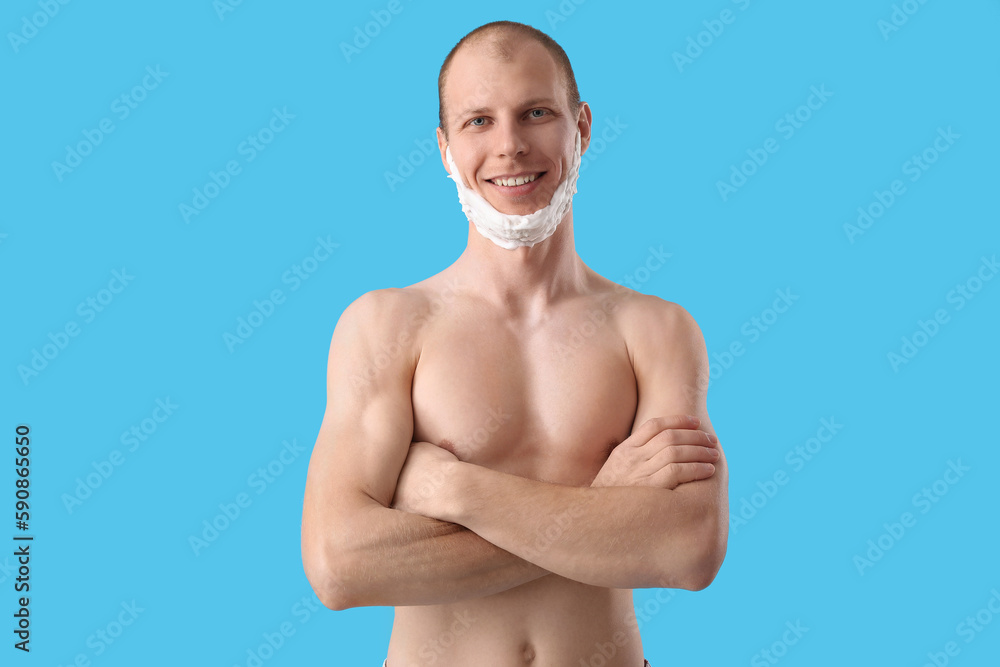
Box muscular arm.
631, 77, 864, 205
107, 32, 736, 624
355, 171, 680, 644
301, 290, 551, 610
419, 298, 729, 591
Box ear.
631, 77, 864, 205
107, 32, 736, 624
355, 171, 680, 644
436, 126, 450, 175
577, 102, 594, 156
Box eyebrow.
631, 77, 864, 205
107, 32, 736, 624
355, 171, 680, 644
455, 97, 561, 120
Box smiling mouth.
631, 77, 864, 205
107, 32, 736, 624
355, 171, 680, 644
488, 172, 544, 187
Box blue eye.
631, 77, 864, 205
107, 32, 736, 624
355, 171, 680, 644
529, 109, 547, 118
469, 117, 485, 126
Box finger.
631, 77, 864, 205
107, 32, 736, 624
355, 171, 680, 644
631, 415, 702, 445
647, 444, 721, 467
644, 428, 719, 450
652, 462, 716, 489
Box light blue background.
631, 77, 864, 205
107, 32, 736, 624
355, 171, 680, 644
3, 0, 998, 665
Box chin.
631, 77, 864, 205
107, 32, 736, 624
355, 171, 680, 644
486, 193, 554, 216
494, 204, 543, 216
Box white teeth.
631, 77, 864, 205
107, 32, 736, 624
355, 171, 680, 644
493, 173, 538, 187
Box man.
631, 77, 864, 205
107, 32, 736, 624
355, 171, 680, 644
301, 20, 728, 667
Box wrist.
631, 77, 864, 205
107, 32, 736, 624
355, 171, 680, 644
433, 459, 471, 524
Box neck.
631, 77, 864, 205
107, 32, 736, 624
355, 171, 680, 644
452, 211, 588, 319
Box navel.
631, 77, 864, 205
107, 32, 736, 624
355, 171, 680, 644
521, 640, 536, 663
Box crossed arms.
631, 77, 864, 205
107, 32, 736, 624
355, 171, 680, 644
300, 290, 728, 610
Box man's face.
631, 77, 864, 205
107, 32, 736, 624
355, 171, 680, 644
437, 39, 588, 217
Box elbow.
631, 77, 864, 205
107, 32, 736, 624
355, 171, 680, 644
681, 551, 724, 591
302, 531, 357, 611
311, 573, 354, 612
304, 551, 356, 611
659, 511, 727, 592
680, 517, 728, 591
321, 589, 354, 612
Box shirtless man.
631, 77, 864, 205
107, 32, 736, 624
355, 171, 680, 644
301, 21, 728, 667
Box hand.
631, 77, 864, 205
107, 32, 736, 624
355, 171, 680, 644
390, 441, 460, 518
591, 415, 719, 489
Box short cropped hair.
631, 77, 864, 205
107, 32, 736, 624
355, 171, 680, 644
437, 21, 581, 136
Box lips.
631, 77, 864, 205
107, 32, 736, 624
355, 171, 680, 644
489, 172, 542, 187
485, 171, 546, 197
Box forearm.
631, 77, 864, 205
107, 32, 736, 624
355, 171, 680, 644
326, 500, 551, 609
437, 462, 720, 590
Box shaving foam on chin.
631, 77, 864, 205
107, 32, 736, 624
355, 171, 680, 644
445, 131, 582, 250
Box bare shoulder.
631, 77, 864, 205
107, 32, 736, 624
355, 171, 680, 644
339, 286, 423, 327
612, 291, 706, 352
613, 291, 708, 387
334, 285, 437, 345
330, 278, 465, 376
341, 273, 465, 327
325, 287, 427, 382
612, 291, 712, 417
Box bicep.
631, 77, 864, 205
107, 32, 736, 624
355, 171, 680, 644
629, 298, 729, 575
630, 298, 712, 434
302, 291, 419, 548
630, 298, 727, 493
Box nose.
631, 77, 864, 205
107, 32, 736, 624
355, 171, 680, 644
493, 121, 527, 159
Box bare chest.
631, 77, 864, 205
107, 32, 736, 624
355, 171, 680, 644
411, 305, 638, 487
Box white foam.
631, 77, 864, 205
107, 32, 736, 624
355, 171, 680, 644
445, 130, 582, 250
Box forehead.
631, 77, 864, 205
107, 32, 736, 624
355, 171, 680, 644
444, 38, 565, 117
